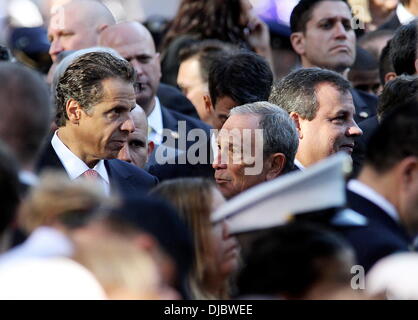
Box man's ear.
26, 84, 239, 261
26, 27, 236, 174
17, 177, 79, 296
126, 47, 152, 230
289, 112, 303, 139
290, 32, 305, 56
266, 153, 286, 180
155, 52, 162, 80
415, 58, 418, 75
66, 98, 83, 124
147, 140, 155, 157
384, 72, 397, 84
203, 94, 214, 113
400, 156, 418, 187
97, 23, 109, 33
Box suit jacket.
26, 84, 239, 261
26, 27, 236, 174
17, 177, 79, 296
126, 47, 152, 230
378, 12, 401, 31
333, 190, 411, 272
351, 115, 379, 178
36, 139, 158, 196
351, 89, 378, 124
146, 105, 215, 181
157, 83, 199, 119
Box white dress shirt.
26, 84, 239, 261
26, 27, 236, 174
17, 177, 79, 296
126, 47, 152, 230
397, 3, 415, 25
147, 97, 164, 145
347, 179, 400, 223
51, 131, 110, 195
294, 159, 305, 170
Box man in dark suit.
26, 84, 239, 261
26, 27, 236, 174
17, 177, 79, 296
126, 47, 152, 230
37, 51, 158, 195
390, 19, 418, 77
99, 21, 213, 180
289, 0, 377, 123
352, 75, 418, 177
337, 101, 418, 272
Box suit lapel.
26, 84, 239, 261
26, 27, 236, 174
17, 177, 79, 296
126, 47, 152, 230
347, 190, 411, 244
36, 138, 66, 173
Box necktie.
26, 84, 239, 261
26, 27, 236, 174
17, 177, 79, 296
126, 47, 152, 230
81, 169, 99, 180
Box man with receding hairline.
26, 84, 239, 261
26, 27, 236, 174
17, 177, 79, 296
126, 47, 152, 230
117, 106, 154, 168
48, 0, 116, 62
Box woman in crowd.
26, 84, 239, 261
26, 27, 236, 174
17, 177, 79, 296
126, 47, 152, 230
151, 177, 239, 299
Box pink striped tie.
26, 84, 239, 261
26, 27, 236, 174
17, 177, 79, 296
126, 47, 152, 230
82, 169, 99, 180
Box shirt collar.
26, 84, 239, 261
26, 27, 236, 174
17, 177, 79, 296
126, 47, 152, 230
347, 179, 400, 223
51, 130, 109, 184
147, 97, 163, 145
294, 159, 305, 170
397, 3, 415, 25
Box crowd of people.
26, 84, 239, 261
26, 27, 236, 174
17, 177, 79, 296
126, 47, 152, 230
0, 0, 417, 300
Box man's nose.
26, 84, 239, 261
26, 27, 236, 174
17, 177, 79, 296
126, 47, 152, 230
131, 59, 145, 76
334, 22, 348, 39
212, 147, 227, 170
347, 120, 363, 137
49, 38, 63, 61
120, 115, 135, 134
117, 143, 132, 163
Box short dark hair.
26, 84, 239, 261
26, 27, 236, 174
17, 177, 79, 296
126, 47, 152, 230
236, 222, 352, 298
0, 62, 51, 167
390, 19, 418, 76
179, 39, 236, 83
379, 40, 395, 85
55, 51, 136, 127
290, 0, 350, 33
208, 50, 273, 106
269, 67, 351, 120
365, 99, 418, 173
377, 75, 418, 120
0, 140, 20, 234
358, 29, 394, 61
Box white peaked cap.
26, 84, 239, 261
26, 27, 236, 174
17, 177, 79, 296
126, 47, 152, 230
0, 257, 107, 300
367, 253, 418, 300
211, 152, 353, 234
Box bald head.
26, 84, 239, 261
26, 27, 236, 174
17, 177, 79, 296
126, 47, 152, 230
117, 106, 151, 168
99, 21, 156, 55
48, 0, 116, 61
99, 22, 162, 114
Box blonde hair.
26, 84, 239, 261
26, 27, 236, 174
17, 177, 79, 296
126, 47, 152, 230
151, 177, 228, 299
18, 170, 114, 233
72, 234, 164, 299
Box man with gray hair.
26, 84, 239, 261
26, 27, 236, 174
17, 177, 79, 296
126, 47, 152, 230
213, 101, 298, 199
269, 67, 363, 169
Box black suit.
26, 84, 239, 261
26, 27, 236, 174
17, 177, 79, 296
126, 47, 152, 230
351, 89, 378, 124
334, 189, 411, 272
351, 115, 379, 177
157, 83, 199, 119
146, 105, 215, 181
36, 140, 158, 195
378, 12, 401, 31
